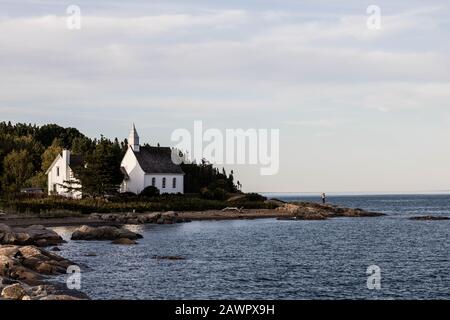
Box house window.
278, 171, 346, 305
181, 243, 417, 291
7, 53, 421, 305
152, 177, 156, 187
172, 177, 176, 188
53, 184, 57, 192
56, 167, 60, 176
162, 177, 166, 188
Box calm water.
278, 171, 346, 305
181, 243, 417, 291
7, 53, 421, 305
52, 194, 450, 299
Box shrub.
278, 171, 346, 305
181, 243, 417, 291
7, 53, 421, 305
245, 193, 267, 201
139, 186, 160, 198
200, 187, 227, 200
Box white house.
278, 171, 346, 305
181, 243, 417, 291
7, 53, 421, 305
45, 150, 83, 199
120, 124, 184, 195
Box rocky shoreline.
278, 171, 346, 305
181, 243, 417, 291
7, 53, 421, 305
0, 202, 388, 299
0, 245, 88, 300
1, 224, 88, 300
275, 202, 385, 220
0, 223, 145, 300
0, 203, 387, 228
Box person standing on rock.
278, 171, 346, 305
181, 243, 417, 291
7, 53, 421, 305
321, 193, 326, 204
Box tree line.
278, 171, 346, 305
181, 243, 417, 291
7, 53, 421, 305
0, 121, 239, 198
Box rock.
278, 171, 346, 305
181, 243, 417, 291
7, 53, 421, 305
0, 245, 76, 283
0, 224, 12, 233
31, 283, 89, 300
152, 255, 186, 261
35, 262, 54, 274
156, 218, 164, 224
71, 225, 143, 241
85, 252, 97, 257
0, 246, 89, 300
409, 216, 450, 221
276, 203, 300, 214
1, 283, 27, 300
145, 212, 161, 221
276, 202, 384, 220
111, 238, 137, 245
0, 224, 64, 247
51, 247, 61, 252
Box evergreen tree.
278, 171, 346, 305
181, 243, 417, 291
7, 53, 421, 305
71, 137, 124, 197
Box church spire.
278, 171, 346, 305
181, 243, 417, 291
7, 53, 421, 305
128, 123, 140, 152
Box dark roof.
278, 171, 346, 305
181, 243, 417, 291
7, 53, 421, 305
69, 154, 84, 168
134, 146, 184, 174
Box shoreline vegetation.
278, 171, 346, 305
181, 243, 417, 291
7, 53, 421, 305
0, 195, 386, 227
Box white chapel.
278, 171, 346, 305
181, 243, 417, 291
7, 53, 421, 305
120, 124, 185, 194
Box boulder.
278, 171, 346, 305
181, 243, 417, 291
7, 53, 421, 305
1, 244, 88, 300
30, 283, 89, 300
0, 224, 64, 247
156, 218, 165, 224
275, 202, 384, 220
1, 283, 27, 300
71, 225, 142, 241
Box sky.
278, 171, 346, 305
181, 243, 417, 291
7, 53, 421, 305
1, 0, 450, 193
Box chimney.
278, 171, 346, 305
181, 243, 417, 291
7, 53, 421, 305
62, 150, 71, 165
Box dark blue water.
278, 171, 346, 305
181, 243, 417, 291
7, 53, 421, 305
53, 194, 450, 299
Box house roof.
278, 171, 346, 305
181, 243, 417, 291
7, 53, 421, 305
134, 146, 184, 174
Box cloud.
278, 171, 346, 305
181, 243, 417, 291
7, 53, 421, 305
283, 120, 340, 128
0, 6, 449, 117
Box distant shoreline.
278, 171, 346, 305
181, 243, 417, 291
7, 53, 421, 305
0, 209, 291, 227
262, 191, 450, 197
0, 202, 386, 227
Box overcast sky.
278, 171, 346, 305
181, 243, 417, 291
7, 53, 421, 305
1, 0, 450, 193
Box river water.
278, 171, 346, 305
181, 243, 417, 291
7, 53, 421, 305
52, 194, 450, 299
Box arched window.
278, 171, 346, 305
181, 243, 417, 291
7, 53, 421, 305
162, 177, 166, 188
172, 177, 176, 188
151, 177, 156, 187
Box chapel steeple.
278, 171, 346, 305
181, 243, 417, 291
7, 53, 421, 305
128, 123, 140, 152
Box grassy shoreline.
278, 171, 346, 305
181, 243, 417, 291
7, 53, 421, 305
0, 194, 276, 217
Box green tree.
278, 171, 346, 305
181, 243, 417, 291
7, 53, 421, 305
41, 138, 63, 172
72, 138, 124, 197
2, 149, 35, 192
71, 136, 94, 157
